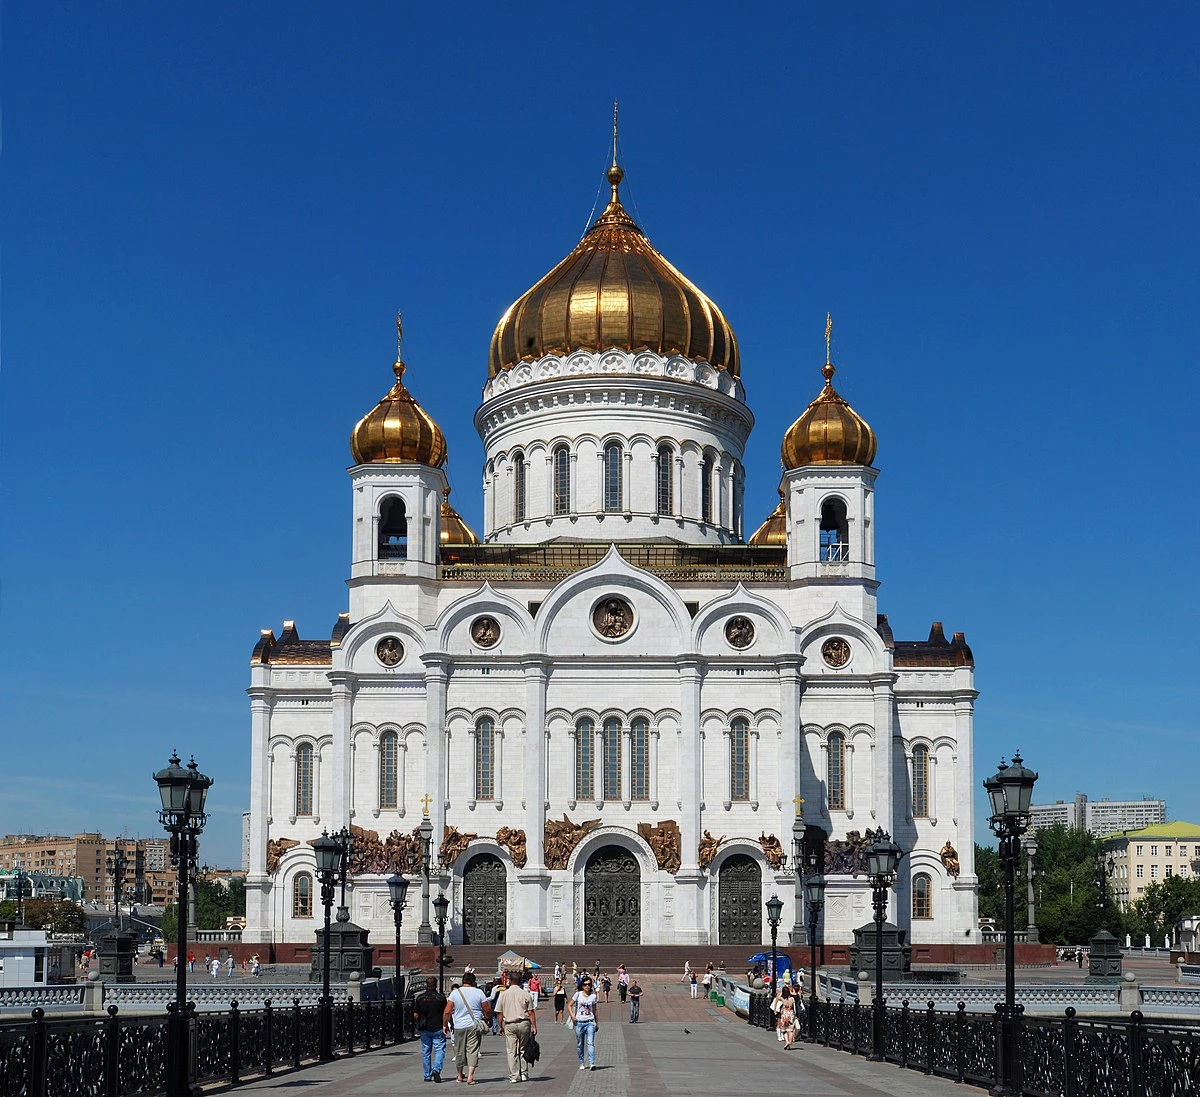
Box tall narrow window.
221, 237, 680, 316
575, 718, 595, 801
602, 717, 622, 801
827, 732, 846, 811
475, 717, 495, 800
820, 498, 849, 561
295, 743, 314, 817
379, 731, 399, 810
513, 453, 526, 523
912, 745, 930, 818
603, 442, 623, 512
730, 718, 750, 801
293, 873, 314, 918
912, 873, 932, 919
379, 496, 408, 559
553, 445, 571, 515
630, 718, 650, 801
701, 453, 714, 524
656, 445, 674, 515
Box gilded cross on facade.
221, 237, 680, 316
420, 793, 433, 816
793, 794, 805, 816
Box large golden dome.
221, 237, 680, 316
748, 490, 787, 547
350, 318, 448, 467
488, 165, 740, 379
781, 362, 877, 469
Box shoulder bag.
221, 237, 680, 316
456, 988, 491, 1036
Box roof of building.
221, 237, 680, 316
1100, 821, 1200, 842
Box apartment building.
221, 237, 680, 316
1101, 822, 1200, 909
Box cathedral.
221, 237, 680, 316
243, 154, 979, 949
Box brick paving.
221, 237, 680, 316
226, 977, 972, 1097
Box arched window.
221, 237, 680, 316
630, 717, 650, 801
730, 718, 750, 801
575, 718, 595, 801
295, 743, 314, 817
912, 745, 930, 818
379, 496, 408, 559
293, 873, 313, 918
602, 717, 622, 801
701, 452, 714, 524
827, 732, 846, 811
603, 442, 623, 512
475, 718, 495, 801
379, 731, 399, 810
820, 498, 849, 561
912, 873, 933, 919
553, 445, 571, 515
513, 453, 526, 523
656, 445, 674, 515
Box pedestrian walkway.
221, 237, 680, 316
227, 979, 969, 1097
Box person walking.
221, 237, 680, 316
497, 970, 537, 1083
552, 978, 567, 1024
776, 985, 799, 1050
528, 972, 541, 1008
627, 976, 643, 1022
413, 975, 448, 1083
682, 959, 691, 984
444, 971, 491, 1085
689, 969, 699, 998
225, 955, 235, 978
568, 975, 599, 1070
600, 971, 611, 1003
210, 956, 221, 979
617, 964, 629, 1004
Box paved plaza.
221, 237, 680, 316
227, 978, 972, 1097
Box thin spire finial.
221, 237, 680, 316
393, 310, 406, 380
606, 100, 624, 199
822, 313, 835, 385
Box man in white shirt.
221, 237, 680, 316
443, 972, 491, 1085
496, 970, 537, 1083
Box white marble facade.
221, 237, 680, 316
242, 178, 979, 950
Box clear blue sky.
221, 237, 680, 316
2, 3, 1197, 868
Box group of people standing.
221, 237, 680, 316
412, 962, 647, 1082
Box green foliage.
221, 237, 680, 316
161, 904, 178, 944
1129, 876, 1200, 945
0, 898, 87, 934
158, 878, 246, 944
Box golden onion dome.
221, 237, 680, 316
748, 490, 787, 547
781, 362, 877, 469
350, 317, 448, 467
488, 164, 740, 379
439, 488, 480, 546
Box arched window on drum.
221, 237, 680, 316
295, 743, 314, 817
912, 872, 933, 920
293, 873, 313, 918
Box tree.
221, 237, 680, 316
0, 898, 87, 935
1129, 876, 1200, 946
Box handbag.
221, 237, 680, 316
455, 988, 491, 1036
565, 1017, 575, 1030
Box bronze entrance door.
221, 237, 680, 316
718, 854, 762, 943
584, 846, 641, 944
462, 854, 506, 944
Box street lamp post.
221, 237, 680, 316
418, 810, 434, 944
789, 813, 805, 945
432, 892, 450, 993
805, 870, 825, 1040
106, 850, 127, 929
865, 830, 903, 1062
765, 893, 784, 988
335, 827, 354, 923
314, 831, 345, 1062
387, 872, 410, 1044
984, 752, 1038, 1097
1023, 835, 1039, 944
154, 752, 213, 1097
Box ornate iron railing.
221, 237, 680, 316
0, 993, 419, 1097
746, 990, 1200, 1097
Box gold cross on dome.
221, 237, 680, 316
793, 794, 805, 816
420, 794, 433, 816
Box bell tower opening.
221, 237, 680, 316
379, 496, 408, 560
819, 498, 848, 562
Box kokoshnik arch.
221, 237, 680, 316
243, 153, 978, 949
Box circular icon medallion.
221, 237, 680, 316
376, 637, 404, 667
725, 616, 755, 649
821, 637, 851, 668
592, 596, 634, 639
471, 616, 501, 648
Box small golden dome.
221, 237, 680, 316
748, 490, 787, 547
439, 488, 480, 546
351, 317, 448, 467
488, 166, 740, 379
781, 363, 877, 469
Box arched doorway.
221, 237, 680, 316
584, 846, 641, 944
718, 854, 762, 944
462, 854, 506, 944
